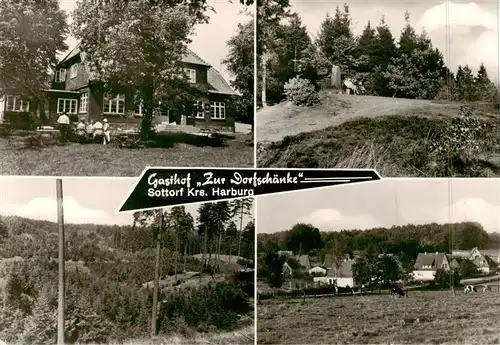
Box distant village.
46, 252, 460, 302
275, 248, 500, 289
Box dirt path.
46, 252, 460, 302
257, 94, 460, 143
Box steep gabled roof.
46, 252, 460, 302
295, 254, 311, 270
60, 42, 211, 67
183, 49, 211, 67
207, 68, 237, 96
322, 254, 334, 268
60, 42, 82, 64
414, 252, 447, 271
327, 259, 354, 278
57, 43, 236, 95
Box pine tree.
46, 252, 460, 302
456, 65, 476, 101
398, 11, 418, 57
474, 63, 498, 102
20, 292, 57, 344
355, 21, 377, 85
370, 16, 398, 96
316, 5, 358, 78
382, 17, 446, 99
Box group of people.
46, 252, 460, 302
56, 113, 111, 144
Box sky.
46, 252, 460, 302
58, 0, 252, 82
291, 0, 500, 83
257, 178, 500, 234
0, 177, 254, 226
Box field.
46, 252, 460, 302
0, 130, 253, 176
257, 290, 500, 344
257, 93, 500, 177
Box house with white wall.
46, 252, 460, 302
412, 252, 450, 281
314, 259, 356, 288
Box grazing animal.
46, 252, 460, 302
483, 284, 492, 292
343, 78, 359, 95
464, 285, 477, 293
390, 286, 407, 297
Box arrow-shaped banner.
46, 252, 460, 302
118, 168, 382, 212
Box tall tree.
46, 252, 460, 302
197, 201, 232, 269
286, 223, 323, 254
242, 219, 255, 260
316, 5, 358, 78
0, 0, 68, 124
224, 18, 254, 130
72, 0, 210, 139
230, 198, 254, 261
355, 20, 377, 83
473, 63, 498, 102
398, 11, 418, 57
454, 65, 475, 102
167, 206, 195, 278
257, 0, 291, 106
383, 19, 446, 99
369, 16, 397, 96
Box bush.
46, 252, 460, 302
158, 283, 250, 332
429, 105, 488, 159
283, 77, 320, 106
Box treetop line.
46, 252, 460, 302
257, 1, 499, 106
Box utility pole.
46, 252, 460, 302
151, 208, 163, 338
56, 179, 65, 345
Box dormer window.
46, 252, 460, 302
183, 68, 196, 83
69, 64, 78, 79
55, 69, 66, 82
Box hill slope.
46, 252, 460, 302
257, 93, 500, 177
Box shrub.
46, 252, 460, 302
158, 283, 250, 332
429, 105, 488, 159
284, 77, 320, 106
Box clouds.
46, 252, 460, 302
419, 2, 499, 81
0, 197, 125, 225
297, 208, 382, 231
294, 197, 500, 233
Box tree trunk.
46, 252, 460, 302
183, 238, 187, 272
37, 99, 49, 126
140, 84, 154, 140
203, 224, 208, 267
217, 232, 222, 271
261, 51, 267, 107
151, 209, 163, 337
174, 226, 179, 283
237, 206, 244, 260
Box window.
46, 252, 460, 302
210, 101, 225, 119
422, 264, 432, 269
193, 101, 204, 119
69, 64, 78, 79
55, 69, 66, 82
57, 98, 77, 114
184, 68, 196, 83
5, 96, 29, 112
103, 93, 125, 114
79, 92, 88, 113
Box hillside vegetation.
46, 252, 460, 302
0, 201, 255, 344
257, 95, 500, 177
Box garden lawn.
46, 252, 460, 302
0, 134, 253, 176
